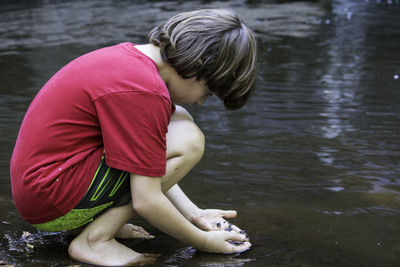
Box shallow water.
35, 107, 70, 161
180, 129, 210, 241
1, 0, 399, 266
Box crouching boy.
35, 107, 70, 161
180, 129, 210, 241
10, 9, 257, 266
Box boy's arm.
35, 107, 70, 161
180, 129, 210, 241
165, 184, 243, 233
130, 174, 250, 253
165, 184, 201, 221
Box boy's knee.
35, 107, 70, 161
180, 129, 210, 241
185, 122, 205, 159
167, 120, 205, 162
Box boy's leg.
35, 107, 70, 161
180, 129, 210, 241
69, 109, 203, 265
68, 203, 157, 266
161, 116, 205, 192
64, 154, 153, 240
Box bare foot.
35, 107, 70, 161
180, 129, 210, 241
115, 223, 155, 239
69, 235, 158, 266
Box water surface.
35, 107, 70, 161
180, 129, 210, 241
1, 0, 399, 266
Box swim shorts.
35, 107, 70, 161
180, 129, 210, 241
33, 154, 131, 232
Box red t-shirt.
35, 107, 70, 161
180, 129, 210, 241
10, 43, 174, 224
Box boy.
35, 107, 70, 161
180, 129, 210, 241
10, 9, 257, 266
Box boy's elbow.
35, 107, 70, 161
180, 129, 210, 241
130, 174, 163, 216
131, 187, 160, 217
132, 197, 151, 216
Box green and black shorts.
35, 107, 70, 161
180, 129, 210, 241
33, 155, 131, 232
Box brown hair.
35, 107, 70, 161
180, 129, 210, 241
149, 9, 257, 110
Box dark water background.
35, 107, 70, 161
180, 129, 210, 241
1, 0, 399, 266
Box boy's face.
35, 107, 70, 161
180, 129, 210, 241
168, 76, 212, 106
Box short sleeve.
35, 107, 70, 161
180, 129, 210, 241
94, 91, 172, 177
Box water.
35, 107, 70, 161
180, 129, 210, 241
1, 0, 399, 266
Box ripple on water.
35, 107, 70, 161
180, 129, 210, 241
321, 205, 400, 216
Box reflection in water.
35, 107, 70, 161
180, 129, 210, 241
319, 1, 368, 164
164, 247, 197, 265
315, 1, 367, 192
0, 0, 400, 266
164, 246, 255, 267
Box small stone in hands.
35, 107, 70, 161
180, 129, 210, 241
226, 224, 248, 246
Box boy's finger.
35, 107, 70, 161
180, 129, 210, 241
230, 224, 242, 233
234, 241, 251, 253
221, 210, 237, 219
231, 225, 249, 242
137, 253, 160, 264
132, 231, 154, 239
223, 222, 244, 236
227, 232, 247, 242
132, 225, 155, 239
225, 241, 251, 254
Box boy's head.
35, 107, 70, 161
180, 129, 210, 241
149, 9, 257, 110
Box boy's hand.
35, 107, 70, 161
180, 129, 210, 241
199, 230, 251, 254
192, 209, 243, 234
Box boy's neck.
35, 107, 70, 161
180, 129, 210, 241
134, 43, 172, 85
